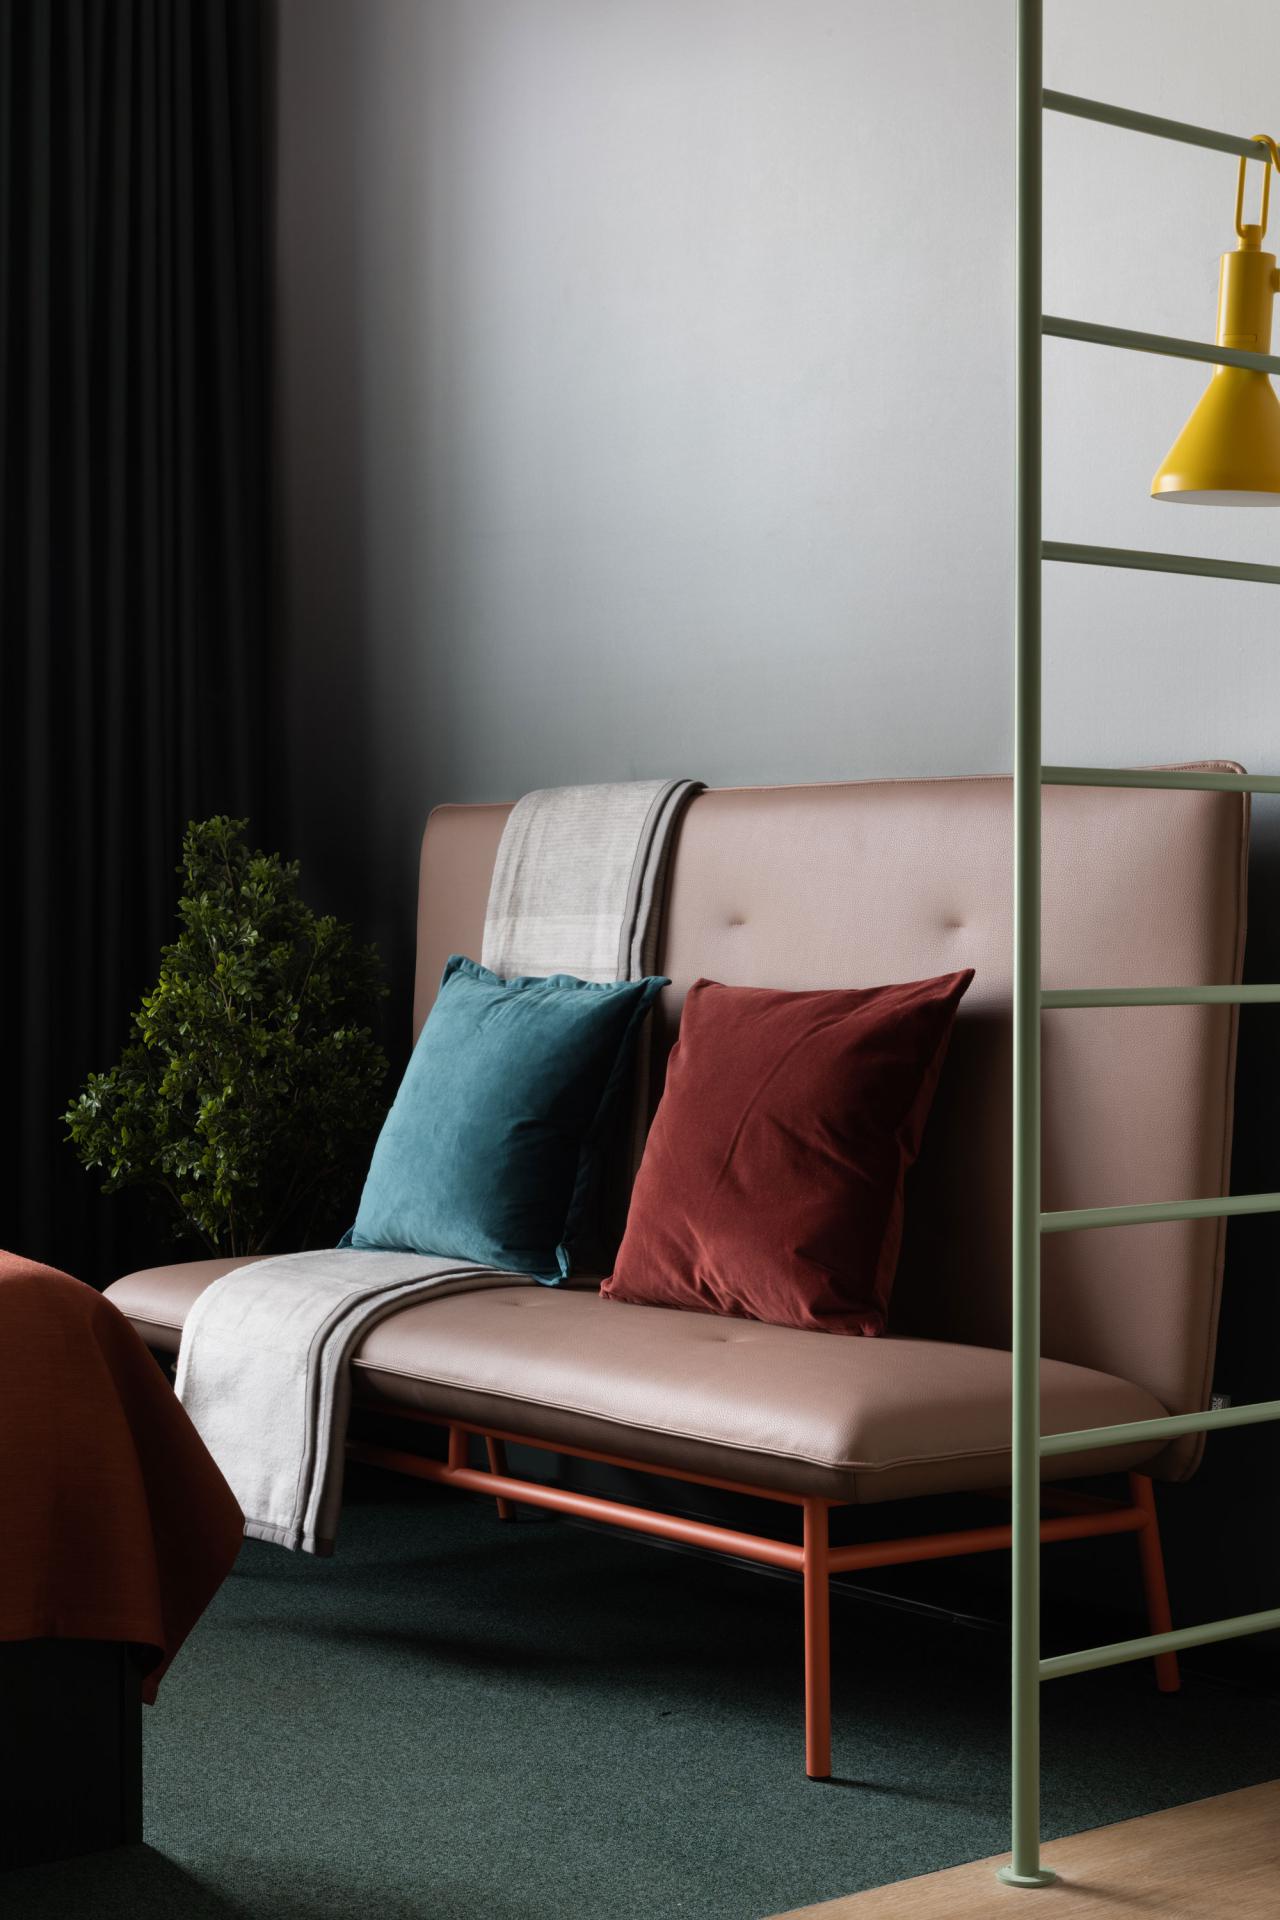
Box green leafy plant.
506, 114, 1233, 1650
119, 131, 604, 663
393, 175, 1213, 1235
65, 816, 389, 1256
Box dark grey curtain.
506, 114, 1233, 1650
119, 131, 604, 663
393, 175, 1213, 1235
0, 0, 274, 1282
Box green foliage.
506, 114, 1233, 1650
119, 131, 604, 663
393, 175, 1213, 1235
65, 817, 389, 1257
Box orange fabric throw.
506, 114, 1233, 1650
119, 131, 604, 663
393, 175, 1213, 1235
0, 1251, 244, 1701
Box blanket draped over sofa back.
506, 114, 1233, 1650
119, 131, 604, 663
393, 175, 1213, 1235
480, 778, 699, 982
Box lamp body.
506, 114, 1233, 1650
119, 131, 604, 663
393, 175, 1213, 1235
1152, 240, 1280, 505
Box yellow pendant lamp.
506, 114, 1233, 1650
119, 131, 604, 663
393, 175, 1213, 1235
1153, 139, 1280, 506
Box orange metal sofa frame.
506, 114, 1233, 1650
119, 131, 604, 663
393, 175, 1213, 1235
348, 1413, 1178, 1779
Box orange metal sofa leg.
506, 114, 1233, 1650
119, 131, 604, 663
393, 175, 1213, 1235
446, 1424, 512, 1520
485, 1437, 514, 1522
803, 1499, 833, 1780
1129, 1472, 1181, 1693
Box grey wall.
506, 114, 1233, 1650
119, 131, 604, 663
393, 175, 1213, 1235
276, 0, 1280, 932
274, 2, 1280, 1625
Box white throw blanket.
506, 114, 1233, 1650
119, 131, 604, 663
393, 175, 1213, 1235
175, 1250, 529, 1554
176, 777, 700, 1554
481, 777, 698, 982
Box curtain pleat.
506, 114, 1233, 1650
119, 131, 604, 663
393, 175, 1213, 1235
0, 1, 274, 1283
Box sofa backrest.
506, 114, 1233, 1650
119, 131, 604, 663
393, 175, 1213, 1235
414, 773, 1248, 1466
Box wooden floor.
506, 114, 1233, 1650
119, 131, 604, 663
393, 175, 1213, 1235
771, 1780, 1280, 1919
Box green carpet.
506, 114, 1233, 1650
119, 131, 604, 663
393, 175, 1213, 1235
7, 1465, 1278, 1920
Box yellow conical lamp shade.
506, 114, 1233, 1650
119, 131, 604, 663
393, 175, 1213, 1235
1152, 366, 1280, 504
1153, 211, 1280, 506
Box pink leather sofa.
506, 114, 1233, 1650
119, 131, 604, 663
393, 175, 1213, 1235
107, 771, 1247, 1775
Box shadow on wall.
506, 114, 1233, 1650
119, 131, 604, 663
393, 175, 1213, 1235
271, 0, 378, 955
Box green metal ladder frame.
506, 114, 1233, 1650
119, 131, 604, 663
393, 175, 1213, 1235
1005, 0, 1280, 1889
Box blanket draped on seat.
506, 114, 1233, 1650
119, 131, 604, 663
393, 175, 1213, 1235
175, 1251, 525, 1553
174, 778, 699, 1554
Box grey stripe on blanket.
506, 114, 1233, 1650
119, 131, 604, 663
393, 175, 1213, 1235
175, 777, 700, 1554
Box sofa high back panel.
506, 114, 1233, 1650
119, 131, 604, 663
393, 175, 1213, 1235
416, 773, 1248, 1475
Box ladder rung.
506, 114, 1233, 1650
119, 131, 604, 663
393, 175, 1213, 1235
1043, 89, 1267, 162
1041, 1192, 1280, 1234
1043, 765, 1280, 794
1043, 314, 1280, 378
1043, 985, 1279, 1007
1045, 541, 1280, 587
1039, 1606, 1280, 1684
1041, 1396, 1280, 1459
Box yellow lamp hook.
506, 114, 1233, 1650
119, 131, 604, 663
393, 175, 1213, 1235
1235, 136, 1280, 247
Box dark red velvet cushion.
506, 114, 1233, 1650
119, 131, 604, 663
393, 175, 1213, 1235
601, 970, 974, 1335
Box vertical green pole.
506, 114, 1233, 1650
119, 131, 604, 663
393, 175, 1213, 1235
997, 0, 1056, 1892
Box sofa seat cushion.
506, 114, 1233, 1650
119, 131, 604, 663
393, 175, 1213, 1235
106, 1258, 262, 1350
105, 1259, 1168, 1504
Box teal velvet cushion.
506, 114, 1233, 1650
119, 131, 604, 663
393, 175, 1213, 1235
345, 955, 667, 1281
